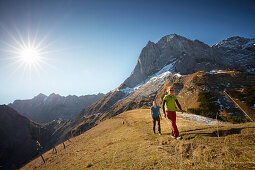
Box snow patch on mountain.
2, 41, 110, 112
154, 61, 176, 76
206, 70, 226, 74
175, 73, 182, 77
119, 62, 178, 95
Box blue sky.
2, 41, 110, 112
0, 0, 255, 104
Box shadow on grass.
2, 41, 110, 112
181, 126, 224, 133
181, 127, 255, 139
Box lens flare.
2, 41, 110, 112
19, 47, 40, 64
0, 25, 60, 78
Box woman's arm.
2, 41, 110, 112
162, 100, 166, 118
175, 99, 183, 112
158, 108, 162, 119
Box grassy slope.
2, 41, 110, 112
22, 109, 255, 169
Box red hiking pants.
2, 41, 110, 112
166, 111, 179, 137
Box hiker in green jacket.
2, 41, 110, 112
162, 87, 184, 140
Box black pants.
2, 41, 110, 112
153, 116, 161, 133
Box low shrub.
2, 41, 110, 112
187, 87, 195, 92
221, 115, 246, 123
187, 92, 219, 119
226, 89, 244, 101
243, 86, 255, 107
226, 86, 255, 107
187, 108, 217, 119
195, 82, 203, 86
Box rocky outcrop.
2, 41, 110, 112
8, 93, 104, 123
212, 36, 255, 71
124, 34, 255, 88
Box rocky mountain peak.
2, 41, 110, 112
47, 93, 62, 100
146, 40, 155, 46
156, 34, 190, 48
212, 36, 254, 49
33, 93, 47, 101
48, 93, 61, 97
123, 34, 255, 88
163, 33, 184, 40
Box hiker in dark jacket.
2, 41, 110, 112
151, 101, 162, 135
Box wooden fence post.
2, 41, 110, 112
52, 146, 57, 153
36, 141, 45, 163
40, 153, 45, 163
216, 112, 220, 138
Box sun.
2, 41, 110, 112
0, 27, 59, 76
19, 47, 40, 65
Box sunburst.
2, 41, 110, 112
19, 46, 40, 64
0, 25, 58, 77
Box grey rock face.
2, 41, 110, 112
124, 34, 255, 88
124, 41, 161, 88
8, 93, 104, 123
212, 36, 255, 71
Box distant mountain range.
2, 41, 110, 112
8, 93, 104, 123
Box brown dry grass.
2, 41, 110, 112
22, 109, 255, 169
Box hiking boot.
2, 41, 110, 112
176, 136, 182, 140
159, 133, 162, 135
170, 135, 175, 139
